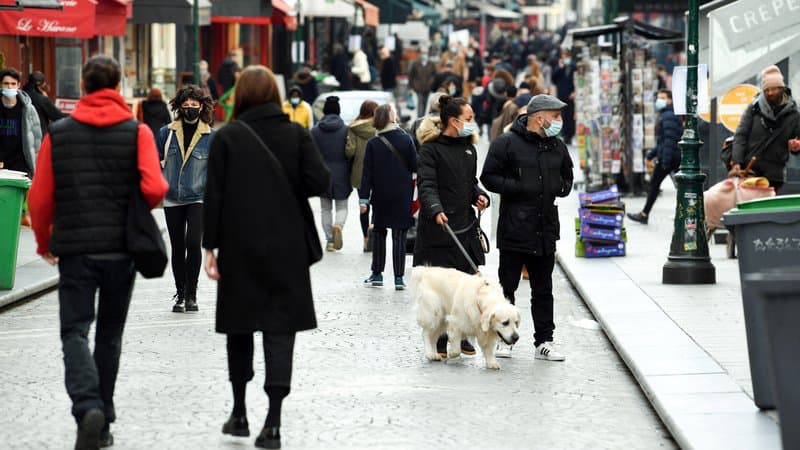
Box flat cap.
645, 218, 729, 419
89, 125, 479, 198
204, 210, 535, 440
527, 94, 567, 114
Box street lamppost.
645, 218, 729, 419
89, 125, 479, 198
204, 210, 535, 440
662, 0, 715, 285
193, 0, 200, 84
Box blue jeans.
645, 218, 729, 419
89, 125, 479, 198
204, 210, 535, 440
58, 255, 135, 424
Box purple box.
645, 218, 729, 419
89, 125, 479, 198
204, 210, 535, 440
579, 209, 624, 227
584, 242, 626, 258
579, 185, 620, 206
580, 223, 623, 242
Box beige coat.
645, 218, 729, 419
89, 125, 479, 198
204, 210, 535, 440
345, 119, 377, 188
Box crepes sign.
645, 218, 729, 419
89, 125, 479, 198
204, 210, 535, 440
714, 0, 800, 50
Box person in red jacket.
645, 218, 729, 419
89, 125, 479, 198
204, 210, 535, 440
28, 55, 167, 450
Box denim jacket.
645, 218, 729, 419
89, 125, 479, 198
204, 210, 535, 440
156, 119, 215, 203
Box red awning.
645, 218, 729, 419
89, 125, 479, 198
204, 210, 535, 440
271, 0, 296, 29
95, 0, 128, 36
0, 0, 96, 37
0, 0, 129, 37
354, 0, 378, 27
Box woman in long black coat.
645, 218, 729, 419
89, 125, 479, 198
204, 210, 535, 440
413, 95, 489, 357
359, 104, 417, 290
202, 65, 330, 449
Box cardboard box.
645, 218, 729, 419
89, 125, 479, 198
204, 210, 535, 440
580, 223, 623, 242
579, 185, 620, 206
579, 208, 624, 227
584, 242, 626, 258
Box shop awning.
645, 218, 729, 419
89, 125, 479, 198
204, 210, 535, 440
469, 1, 520, 20
212, 0, 273, 25
297, 0, 354, 18
96, 0, 130, 37
132, 0, 211, 25
354, 0, 379, 27
0, 0, 95, 37
568, 16, 681, 41
370, 0, 412, 24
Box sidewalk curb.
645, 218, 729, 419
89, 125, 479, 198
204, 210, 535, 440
556, 252, 782, 450
0, 223, 168, 309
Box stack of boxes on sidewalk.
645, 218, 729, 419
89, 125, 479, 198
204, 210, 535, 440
575, 185, 627, 257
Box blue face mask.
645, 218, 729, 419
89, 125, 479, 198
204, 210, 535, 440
655, 98, 668, 111
543, 119, 563, 137
458, 120, 477, 137
290, 97, 300, 106
2, 88, 18, 99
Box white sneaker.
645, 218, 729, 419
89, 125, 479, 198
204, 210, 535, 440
535, 342, 565, 361
495, 342, 513, 358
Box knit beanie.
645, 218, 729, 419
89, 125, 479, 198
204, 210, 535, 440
761, 65, 785, 90
323, 96, 341, 115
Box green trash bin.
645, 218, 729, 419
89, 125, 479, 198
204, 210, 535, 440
722, 194, 800, 410
0, 177, 31, 290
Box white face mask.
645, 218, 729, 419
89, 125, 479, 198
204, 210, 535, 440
2, 88, 18, 99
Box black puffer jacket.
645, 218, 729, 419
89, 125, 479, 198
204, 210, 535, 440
733, 92, 800, 183
480, 114, 574, 256
646, 104, 682, 170
413, 125, 487, 273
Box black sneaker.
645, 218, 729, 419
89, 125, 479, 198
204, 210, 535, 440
75, 408, 105, 450
461, 339, 476, 355
98, 424, 113, 448
185, 297, 198, 312
436, 335, 448, 358
172, 293, 185, 313
255, 426, 280, 449
627, 212, 649, 224
222, 415, 250, 437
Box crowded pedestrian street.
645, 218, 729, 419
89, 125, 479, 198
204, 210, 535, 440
0, 182, 675, 449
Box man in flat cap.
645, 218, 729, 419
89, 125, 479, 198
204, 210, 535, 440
480, 94, 574, 361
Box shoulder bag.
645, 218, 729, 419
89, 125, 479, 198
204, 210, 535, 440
126, 120, 168, 278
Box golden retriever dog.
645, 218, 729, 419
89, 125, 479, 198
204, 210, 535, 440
412, 266, 521, 370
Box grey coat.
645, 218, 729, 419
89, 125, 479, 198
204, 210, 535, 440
732, 92, 800, 183
11, 91, 43, 175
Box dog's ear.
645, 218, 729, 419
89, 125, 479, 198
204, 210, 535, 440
481, 307, 495, 332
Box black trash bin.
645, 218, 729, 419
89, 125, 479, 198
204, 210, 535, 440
743, 269, 800, 450
722, 194, 800, 410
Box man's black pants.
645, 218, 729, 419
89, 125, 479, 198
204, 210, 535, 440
643, 164, 677, 215
226, 333, 296, 389
58, 255, 135, 424
498, 250, 555, 347
371, 228, 408, 277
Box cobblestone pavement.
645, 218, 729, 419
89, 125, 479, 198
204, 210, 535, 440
0, 136, 675, 449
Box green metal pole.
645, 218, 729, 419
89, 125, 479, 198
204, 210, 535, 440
662, 0, 715, 284
193, 0, 200, 84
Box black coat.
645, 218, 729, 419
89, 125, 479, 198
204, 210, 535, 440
217, 58, 240, 93
330, 52, 353, 91
311, 114, 351, 199
359, 128, 418, 229
480, 115, 574, 256
733, 93, 800, 183
24, 86, 65, 136
140, 99, 172, 138
414, 133, 487, 273
380, 58, 398, 90
646, 104, 682, 170
203, 102, 331, 334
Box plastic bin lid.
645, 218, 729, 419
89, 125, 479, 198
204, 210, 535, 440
723, 195, 800, 226
0, 177, 31, 189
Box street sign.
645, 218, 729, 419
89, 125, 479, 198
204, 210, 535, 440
718, 84, 759, 133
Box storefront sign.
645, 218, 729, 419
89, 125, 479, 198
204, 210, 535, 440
0, 0, 96, 38
718, 84, 760, 133
713, 0, 800, 50
55, 98, 78, 114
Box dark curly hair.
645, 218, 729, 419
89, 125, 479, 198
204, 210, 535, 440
169, 84, 214, 124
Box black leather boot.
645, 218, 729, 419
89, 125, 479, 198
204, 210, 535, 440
255, 426, 280, 449
222, 415, 250, 437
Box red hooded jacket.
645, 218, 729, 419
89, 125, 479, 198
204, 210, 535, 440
28, 89, 169, 256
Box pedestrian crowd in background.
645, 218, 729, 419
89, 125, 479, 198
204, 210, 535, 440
4, 19, 800, 450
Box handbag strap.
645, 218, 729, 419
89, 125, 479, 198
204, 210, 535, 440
235, 120, 299, 203
378, 134, 412, 174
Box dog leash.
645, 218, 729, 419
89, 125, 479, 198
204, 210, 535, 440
443, 222, 481, 275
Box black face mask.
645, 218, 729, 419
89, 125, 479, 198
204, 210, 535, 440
182, 107, 201, 121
